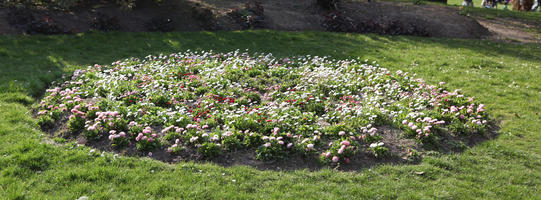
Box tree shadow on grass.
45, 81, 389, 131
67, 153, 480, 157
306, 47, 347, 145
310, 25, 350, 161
2, 30, 539, 99
1, 30, 384, 98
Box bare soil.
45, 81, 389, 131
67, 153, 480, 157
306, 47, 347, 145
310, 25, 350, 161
476, 17, 541, 43
2, 0, 537, 42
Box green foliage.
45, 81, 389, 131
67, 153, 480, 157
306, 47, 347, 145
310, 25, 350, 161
198, 142, 222, 158
255, 141, 288, 161
135, 138, 160, 152
67, 116, 85, 133
37, 115, 54, 128
370, 145, 389, 158
221, 132, 243, 150
83, 129, 100, 140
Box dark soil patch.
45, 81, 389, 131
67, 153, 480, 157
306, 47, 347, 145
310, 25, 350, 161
0, 0, 218, 34
0, 0, 492, 39
332, 1, 489, 38
476, 17, 541, 43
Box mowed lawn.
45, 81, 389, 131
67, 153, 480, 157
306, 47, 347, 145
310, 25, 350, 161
1, 30, 540, 199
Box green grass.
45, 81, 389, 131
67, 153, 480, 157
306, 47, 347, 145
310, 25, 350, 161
1, 30, 541, 199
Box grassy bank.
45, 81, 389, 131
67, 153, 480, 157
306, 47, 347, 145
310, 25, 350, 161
1, 30, 540, 199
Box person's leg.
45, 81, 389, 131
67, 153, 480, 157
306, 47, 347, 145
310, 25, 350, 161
532, 0, 539, 11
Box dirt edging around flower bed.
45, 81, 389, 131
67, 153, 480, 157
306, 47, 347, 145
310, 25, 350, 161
39, 116, 499, 171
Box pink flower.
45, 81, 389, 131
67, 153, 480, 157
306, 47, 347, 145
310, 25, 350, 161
143, 127, 152, 134
477, 104, 485, 113
190, 136, 199, 143
338, 145, 346, 154
345, 158, 350, 164
325, 152, 331, 157
338, 131, 345, 136
332, 156, 339, 163
224, 131, 232, 137
278, 140, 284, 145
287, 143, 293, 148
307, 144, 314, 149
161, 126, 173, 133
402, 120, 408, 125
212, 135, 219, 141
264, 142, 271, 148
341, 140, 350, 146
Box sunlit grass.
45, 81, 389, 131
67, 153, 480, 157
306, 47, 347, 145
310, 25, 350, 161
0, 30, 540, 199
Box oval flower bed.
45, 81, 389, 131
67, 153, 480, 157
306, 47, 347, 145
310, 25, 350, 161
37, 51, 489, 165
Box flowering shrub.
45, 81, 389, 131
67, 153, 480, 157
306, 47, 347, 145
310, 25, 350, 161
37, 50, 489, 163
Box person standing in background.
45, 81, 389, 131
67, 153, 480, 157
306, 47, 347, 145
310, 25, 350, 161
462, 0, 474, 6
503, 0, 511, 10
532, 0, 540, 11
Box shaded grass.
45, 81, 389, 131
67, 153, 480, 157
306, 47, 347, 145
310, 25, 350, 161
1, 30, 541, 199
